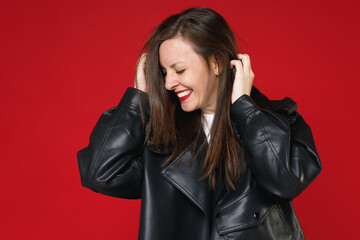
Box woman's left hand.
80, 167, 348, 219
230, 54, 255, 103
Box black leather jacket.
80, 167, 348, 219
77, 87, 321, 240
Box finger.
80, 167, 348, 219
139, 53, 147, 66
136, 53, 147, 79
230, 60, 244, 72
237, 54, 251, 71
137, 53, 147, 67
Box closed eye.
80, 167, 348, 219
161, 69, 185, 77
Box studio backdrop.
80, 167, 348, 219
1, 0, 359, 239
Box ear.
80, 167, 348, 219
210, 54, 222, 76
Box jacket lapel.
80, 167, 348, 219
160, 141, 212, 219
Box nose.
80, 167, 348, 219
164, 73, 179, 91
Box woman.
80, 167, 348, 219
77, 8, 321, 240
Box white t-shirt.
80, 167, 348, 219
202, 113, 214, 143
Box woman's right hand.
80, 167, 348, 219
134, 53, 148, 93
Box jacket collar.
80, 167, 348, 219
160, 140, 213, 220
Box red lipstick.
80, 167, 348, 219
175, 89, 192, 102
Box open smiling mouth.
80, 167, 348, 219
176, 89, 193, 101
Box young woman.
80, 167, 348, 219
77, 7, 321, 240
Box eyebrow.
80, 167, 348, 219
161, 61, 185, 69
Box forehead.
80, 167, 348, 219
159, 37, 197, 66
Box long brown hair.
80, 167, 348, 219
137, 8, 268, 191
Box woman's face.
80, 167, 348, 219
159, 36, 219, 114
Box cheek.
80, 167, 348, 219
198, 72, 210, 93
186, 68, 209, 96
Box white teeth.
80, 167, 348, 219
177, 90, 191, 98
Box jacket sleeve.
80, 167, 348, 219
230, 94, 322, 199
77, 87, 149, 199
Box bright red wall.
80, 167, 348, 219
1, 0, 359, 239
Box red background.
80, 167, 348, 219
1, 0, 359, 239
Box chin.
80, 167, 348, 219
180, 102, 198, 113
180, 107, 196, 112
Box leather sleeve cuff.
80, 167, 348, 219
118, 87, 150, 120
230, 94, 260, 125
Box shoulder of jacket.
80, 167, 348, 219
271, 97, 297, 113
270, 97, 298, 124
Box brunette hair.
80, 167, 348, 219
137, 8, 269, 191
